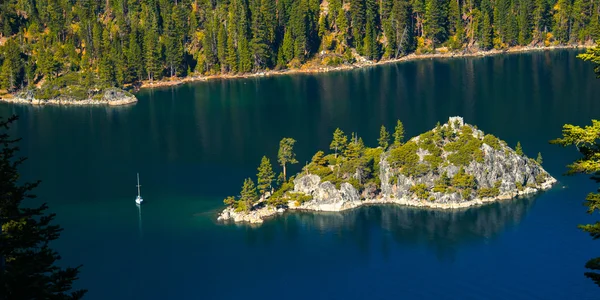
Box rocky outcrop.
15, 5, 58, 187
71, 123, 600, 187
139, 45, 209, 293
292, 174, 362, 211
1, 88, 137, 106
218, 116, 557, 224
218, 205, 284, 224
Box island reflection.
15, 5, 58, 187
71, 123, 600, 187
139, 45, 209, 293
243, 195, 538, 260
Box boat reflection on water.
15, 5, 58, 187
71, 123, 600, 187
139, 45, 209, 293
242, 195, 539, 260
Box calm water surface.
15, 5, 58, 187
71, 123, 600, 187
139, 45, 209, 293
1, 50, 600, 299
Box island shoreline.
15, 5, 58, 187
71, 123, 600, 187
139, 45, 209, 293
218, 177, 557, 224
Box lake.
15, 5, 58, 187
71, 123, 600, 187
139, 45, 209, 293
1, 49, 599, 299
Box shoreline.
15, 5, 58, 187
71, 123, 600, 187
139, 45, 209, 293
0, 88, 138, 106
218, 177, 557, 224
139, 44, 593, 91
0, 96, 138, 106
0, 44, 592, 105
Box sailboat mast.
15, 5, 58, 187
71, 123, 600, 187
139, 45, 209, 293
137, 173, 141, 197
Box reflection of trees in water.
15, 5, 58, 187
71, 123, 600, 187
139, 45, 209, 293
246, 195, 538, 260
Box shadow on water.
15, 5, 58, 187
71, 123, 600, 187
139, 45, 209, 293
238, 195, 539, 261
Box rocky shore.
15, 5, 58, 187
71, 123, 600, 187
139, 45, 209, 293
218, 116, 557, 224
0, 88, 137, 106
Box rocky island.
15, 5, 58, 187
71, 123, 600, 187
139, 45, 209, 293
219, 117, 556, 224
1, 87, 137, 106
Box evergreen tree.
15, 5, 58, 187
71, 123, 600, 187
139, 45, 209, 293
515, 141, 524, 156
126, 28, 144, 82
257, 156, 275, 195
393, 120, 405, 146
278, 137, 298, 181
330, 128, 348, 157
282, 29, 294, 65
144, 15, 161, 81
553, 0, 571, 43
98, 29, 115, 86
578, 46, 600, 77
0, 39, 23, 91
239, 178, 258, 211
481, 6, 494, 50
536, 152, 543, 165
217, 23, 228, 72
551, 118, 600, 287
378, 125, 390, 149
351, 0, 366, 51
165, 10, 184, 77
0, 115, 86, 299
533, 0, 550, 41
424, 0, 447, 46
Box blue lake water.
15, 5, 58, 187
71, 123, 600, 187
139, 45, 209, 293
1, 49, 599, 299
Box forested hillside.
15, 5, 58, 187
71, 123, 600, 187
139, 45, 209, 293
0, 0, 598, 93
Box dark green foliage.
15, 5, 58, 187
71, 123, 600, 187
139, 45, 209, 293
0, 39, 23, 91
237, 178, 258, 212
578, 47, 600, 78
451, 167, 477, 190
393, 120, 405, 146
288, 192, 313, 205
0, 0, 593, 95
330, 128, 348, 157
389, 141, 428, 177
0, 115, 86, 299
477, 185, 500, 198
257, 156, 275, 195
536, 152, 543, 165
378, 125, 390, 149
551, 119, 600, 286
444, 126, 484, 167
483, 134, 502, 150
410, 183, 430, 200
278, 137, 298, 181
515, 141, 524, 156
433, 171, 451, 193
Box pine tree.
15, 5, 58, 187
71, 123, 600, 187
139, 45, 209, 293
448, 0, 461, 36
282, 29, 294, 65
126, 28, 144, 82
536, 152, 543, 165
481, 8, 494, 49
250, 0, 271, 69
336, 8, 349, 45
393, 120, 405, 146
518, 0, 533, 45
330, 128, 348, 157
165, 10, 184, 77
144, 15, 161, 82
533, 0, 550, 41
0, 39, 23, 91
551, 119, 600, 287
516, 141, 524, 156
257, 156, 275, 195
226, 10, 239, 73
217, 23, 227, 72
378, 125, 390, 149
239, 178, 258, 211
238, 36, 253, 73
553, 0, 571, 43
424, 0, 447, 46
98, 29, 115, 86
0, 116, 87, 299
351, 0, 366, 51
278, 137, 298, 181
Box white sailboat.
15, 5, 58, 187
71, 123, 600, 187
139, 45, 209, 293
135, 173, 144, 205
